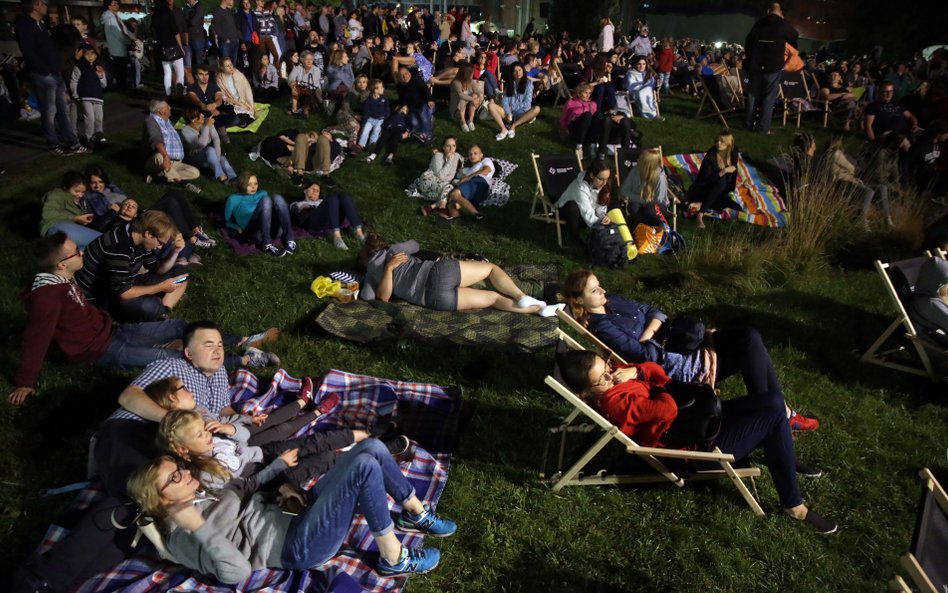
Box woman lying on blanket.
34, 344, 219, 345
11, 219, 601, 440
128, 438, 456, 583
556, 350, 838, 534
562, 269, 820, 432
686, 131, 741, 229
225, 172, 296, 257
358, 234, 565, 316
289, 182, 366, 251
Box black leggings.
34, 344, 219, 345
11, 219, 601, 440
259, 428, 355, 488
712, 326, 782, 395
558, 200, 586, 245
597, 114, 634, 151
247, 401, 320, 446
371, 125, 406, 158
567, 111, 598, 147
149, 191, 201, 241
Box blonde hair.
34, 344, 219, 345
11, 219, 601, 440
127, 455, 177, 519
638, 150, 662, 203
574, 83, 593, 98
156, 410, 230, 481
144, 376, 181, 409
939, 283, 948, 303
715, 131, 735, 171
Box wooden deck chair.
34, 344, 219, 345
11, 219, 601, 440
551, 62, 582, 107
890, 468, 947, 593
540, 328, 765, 515
613, 146, 678, 232
530, 152, 584, 247
860, 252, 948, 382
696, 74, 740, 127
778, 70, 810, 128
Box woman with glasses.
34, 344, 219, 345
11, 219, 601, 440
127, 438, 456, 583
555, 348, 838, 534
554, 160, 614, 244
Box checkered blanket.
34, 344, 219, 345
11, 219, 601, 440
664, 152, 789, 227
42, 370, 461, 593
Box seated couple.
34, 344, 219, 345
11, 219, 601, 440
358, 234, 565, 317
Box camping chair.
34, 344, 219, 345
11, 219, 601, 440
778, 70, 811, 128
860, 252, 948, 382
613, 145, 678, 232
890, 468, 947, 593
530, 152, 584, 247
551, 62, 582, 107
695, 74, 740, 127
540, 328, 765, 516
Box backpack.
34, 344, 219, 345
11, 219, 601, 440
587, 224, 631, 268
661, 380, 722, 450
656, 229, 686, 254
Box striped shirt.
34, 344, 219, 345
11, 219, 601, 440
109, 358, 231, 421
74, 224, 157, 304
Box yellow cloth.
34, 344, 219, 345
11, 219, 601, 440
311, 277, 341, 298
607, 208, 638, 260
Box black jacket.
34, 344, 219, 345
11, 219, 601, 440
744, 14, 798, 74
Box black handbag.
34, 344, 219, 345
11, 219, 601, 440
661, 316, 706, 354
161, 44, 184, 62
660, 380, 722, 449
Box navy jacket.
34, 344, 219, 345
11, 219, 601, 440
14, 13, 61, 76
588, 295, 668, 363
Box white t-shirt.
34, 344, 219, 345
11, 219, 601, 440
461, 157, 495, 183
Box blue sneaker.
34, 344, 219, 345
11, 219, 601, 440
377, 546, 441, 576
396, 504, 457, 537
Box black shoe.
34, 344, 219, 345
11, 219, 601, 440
291, 172, 304, 187
322, 176, 337, 189
795, 459, 823, 478
383, 434, 412, 459
802, 509, 838, 535
370, 419, 398, 440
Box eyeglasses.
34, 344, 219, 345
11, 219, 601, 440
174, 384, 189, 393
592, 368, 613, 388
59, 247, 82, 263
160, 462, 186, 493
151, 233, 170, 248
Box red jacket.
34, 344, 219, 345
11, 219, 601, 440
596, 362, 678, 447
15, 275, 113, 388
657, 48, 675, 73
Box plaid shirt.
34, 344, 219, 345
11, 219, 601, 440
150, 113, 185, 161
109, 359, 231, 421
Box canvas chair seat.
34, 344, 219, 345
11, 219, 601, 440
530, 152, 584, 247
860, 250, 948, 382
696, 74, 741, 128
890, 468, 947, 593
542, 324, 764, 515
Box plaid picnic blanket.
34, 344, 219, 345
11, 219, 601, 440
41, 369, 461, 593
664, 152, 789, 227
315, 265, 560, 352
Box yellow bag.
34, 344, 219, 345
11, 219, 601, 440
633, 223, 666, 254
310, 277, 341, 298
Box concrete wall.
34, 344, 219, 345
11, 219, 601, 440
646, 12, 757, 44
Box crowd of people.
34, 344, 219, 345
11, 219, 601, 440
7, 1, 948, 591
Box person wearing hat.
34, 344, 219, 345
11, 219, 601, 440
69, 42, 108, 146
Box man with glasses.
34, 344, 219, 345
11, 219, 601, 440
7, 233, 282, 406
864, 80, 919, 145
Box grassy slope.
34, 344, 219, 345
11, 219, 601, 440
0, 89, 945, 592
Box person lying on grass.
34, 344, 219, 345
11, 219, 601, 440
562, 269, 820, 432
7, 240, 279, 405
556, 349, 838, 535
357, 234, 565, 316
128, 438, 456, 583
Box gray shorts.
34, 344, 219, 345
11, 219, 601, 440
424, 259, 462, 311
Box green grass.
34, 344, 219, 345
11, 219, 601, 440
1, 89, 946, 592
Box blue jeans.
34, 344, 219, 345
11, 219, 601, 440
744, 70, 782, 133
218, 40, 239, 66
480, 70, 498, 98
243, 194, 295, 247
297, 192, 363, 232
409, 104, 434, 139
97, 319, 243, 369
711, 390, 801, 508
190, 147, 236, 180
359, 117, 384, 146
188, 37, 206, 67
457, 176, 490, 204
30, 72, 79, 149
47, 222, 101, 250
281, 439, 415, 569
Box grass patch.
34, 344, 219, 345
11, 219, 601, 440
0, 90, 945, 592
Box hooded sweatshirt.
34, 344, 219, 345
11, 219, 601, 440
909, 257, 948, 347
15, 274, 113, 388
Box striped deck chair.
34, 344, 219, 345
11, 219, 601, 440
664, 152, 789, 227
891, 468, 948, 593
861, 250, 948, 382
540, 328, 765, 516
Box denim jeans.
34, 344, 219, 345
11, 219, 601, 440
480, 70, 498, 98
281, 439, 415, 569
218, 40, 239, 67
359, 117, 384, 146
47, 222, 101, 250
243, 194, 295, 247
96, 319, 243, 369
744, 70, 782, 133
409, 104, 434, 139
711, 390, 802, 508
30, 72, 79, 149
190, 146, 236, 180
188, 37, 206, 67
298, 192, 363, 232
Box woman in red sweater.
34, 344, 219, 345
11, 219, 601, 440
557, 349, 838, 534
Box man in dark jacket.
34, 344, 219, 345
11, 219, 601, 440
14, 0, 85, 155
396, 65, 434, 143
212, 0, 239, 65
743, 2, 798, 134
185, 0, 206, 67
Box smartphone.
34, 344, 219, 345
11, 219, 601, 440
174, 276, 188, 284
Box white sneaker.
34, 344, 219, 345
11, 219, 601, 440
461, 123, 471, 132
469, 123, 476, 132
495, 130, 509, 141
508, 129, 516, 139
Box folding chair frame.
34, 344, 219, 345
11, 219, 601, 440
695, 74, 740, 128
890, 468, 947, 593
541, 328, 765, 515
860, 252, 948, 383
612, 145, 678, 232
530, 152, 584, 247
